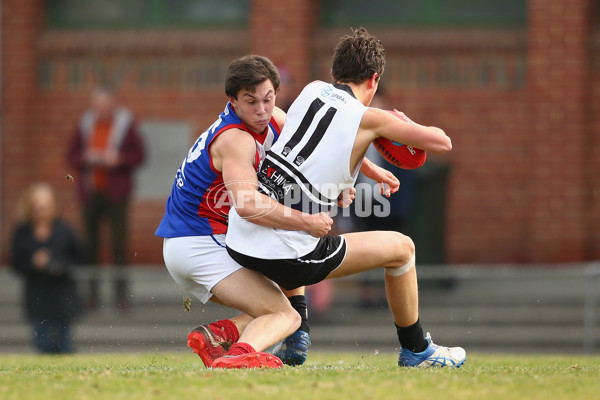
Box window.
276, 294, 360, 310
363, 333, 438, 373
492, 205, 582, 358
321, 0, 526, 28
47, 0, 248, 29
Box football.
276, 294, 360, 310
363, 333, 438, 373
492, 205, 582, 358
372, 110, 427, 170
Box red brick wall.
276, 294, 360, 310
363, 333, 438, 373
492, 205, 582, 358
1, 1, 248, 264
589, 31, 600, 259
250, 0, 318, 99
1, 0, 44, 260
2, 0, 599, 265
411, 90, 532, 263
526, 0, 594, 261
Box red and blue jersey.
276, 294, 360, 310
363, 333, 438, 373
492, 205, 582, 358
155, 103, 281, 238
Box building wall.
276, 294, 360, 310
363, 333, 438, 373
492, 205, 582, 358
525, 0, 593, 262
2, 0, 45, 260
2, 0, 599, 265
589, 15, 600, 261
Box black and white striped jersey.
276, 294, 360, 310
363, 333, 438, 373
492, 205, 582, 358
227, 81, 368, 259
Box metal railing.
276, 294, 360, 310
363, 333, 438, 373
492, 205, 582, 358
344, 262, 600, 353
2, 262, 599, 353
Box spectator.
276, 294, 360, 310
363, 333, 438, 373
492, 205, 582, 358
10, 182, 83, 354
66, 88, 145, 311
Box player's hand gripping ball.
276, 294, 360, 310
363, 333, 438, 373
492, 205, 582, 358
373, 110, 427, 170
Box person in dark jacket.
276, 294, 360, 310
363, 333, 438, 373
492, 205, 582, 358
11, 182, 83, 354
66, 87, 145, 310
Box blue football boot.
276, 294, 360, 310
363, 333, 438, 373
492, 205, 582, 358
398, 333, 466, 368
273, 330, 311, 366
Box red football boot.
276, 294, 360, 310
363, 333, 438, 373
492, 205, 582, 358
187, 325, 230, 368
211, 352, 284, 369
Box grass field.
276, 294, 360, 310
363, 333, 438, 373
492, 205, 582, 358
1, 352, 599, 400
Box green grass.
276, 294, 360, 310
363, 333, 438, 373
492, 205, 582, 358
1, 352, 599, 400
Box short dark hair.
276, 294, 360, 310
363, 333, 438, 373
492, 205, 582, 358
225, 55, 280, 99
331, 27, 386, 84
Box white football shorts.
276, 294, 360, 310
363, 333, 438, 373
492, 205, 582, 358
162, 234, 243, 303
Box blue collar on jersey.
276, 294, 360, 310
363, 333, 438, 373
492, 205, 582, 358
333, 83, 357, 99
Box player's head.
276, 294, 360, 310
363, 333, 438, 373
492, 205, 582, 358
331, 27, 386, 85
225, 55, 280, 99
225, 55, 280, 133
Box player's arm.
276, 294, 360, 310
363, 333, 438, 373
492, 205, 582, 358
360, 157, 400, 197
362, 108, 452, 155
212, 129, 332, 237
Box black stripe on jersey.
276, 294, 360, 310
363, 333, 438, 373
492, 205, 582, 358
257, 166, 333, 214
266, 151, 337, 204
281, 98, 325, 157
294, 106, 337, 167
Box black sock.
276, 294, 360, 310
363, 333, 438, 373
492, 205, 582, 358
396, 318, 428, 352
288, 295, 310, 333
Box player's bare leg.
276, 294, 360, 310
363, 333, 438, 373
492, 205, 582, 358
327, 231, 465, 368
275, 287, 311, 366
191, 286, 310, 367
384, 266, 419, 326
208, 289, 304, 335
208, 268, 299, 368
327, 231, 418, 326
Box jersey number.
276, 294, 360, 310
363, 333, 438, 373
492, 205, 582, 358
177, 117, 222, 187
281, 98, 337, 166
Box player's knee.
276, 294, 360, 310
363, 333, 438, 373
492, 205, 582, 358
390, 232, 415, 263
283, 306, 302, 333
385, 233, 416, 276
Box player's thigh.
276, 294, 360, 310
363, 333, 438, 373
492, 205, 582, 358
211, 267, 294, 318
327, 231, 414, 279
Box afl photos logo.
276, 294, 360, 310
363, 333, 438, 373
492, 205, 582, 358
206, 180, 281, 220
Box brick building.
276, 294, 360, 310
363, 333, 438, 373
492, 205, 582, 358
2, 0, 599, 265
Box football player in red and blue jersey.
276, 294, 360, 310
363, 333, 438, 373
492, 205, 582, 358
156, 55, 332, 369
